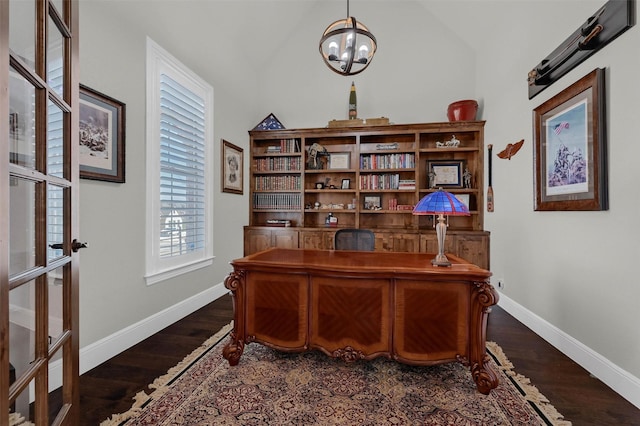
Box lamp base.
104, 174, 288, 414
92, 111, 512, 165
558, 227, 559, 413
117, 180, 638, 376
431, 253, 451, 267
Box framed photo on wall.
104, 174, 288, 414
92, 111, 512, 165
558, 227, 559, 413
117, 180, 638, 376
533, 68, 607, 211
79, 85, 126, 182
222, 139, 243, 194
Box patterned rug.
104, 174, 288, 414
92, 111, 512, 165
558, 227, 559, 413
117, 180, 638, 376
101, 323, 571, 425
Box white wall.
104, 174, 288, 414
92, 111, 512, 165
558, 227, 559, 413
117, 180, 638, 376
472, 0, 640, 379
78, 1, 255, 345
79, 0, 639, 405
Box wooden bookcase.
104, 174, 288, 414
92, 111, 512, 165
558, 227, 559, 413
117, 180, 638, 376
246, 121, 490, 269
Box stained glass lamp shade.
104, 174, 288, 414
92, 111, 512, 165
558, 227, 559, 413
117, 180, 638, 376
413, 188, 470, 266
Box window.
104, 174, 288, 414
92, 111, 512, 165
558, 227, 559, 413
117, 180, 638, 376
145, 38, 214, 285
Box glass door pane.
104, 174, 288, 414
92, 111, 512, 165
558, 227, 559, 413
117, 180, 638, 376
47, 16, 64, 97
8, 281, 36, 380
47, 99, 64, 178
48, 267, 64, 347
9, 0, 36, 70
10, 378, 35, 425
9, 69, 36, 169
9, 178, 36, 276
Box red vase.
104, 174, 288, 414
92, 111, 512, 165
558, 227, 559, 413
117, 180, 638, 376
447, 100, 478, 121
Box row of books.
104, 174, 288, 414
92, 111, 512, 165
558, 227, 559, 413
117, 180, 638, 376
265, 138, 301, 153
359, 174, 405, 190
387, 198, 415, 210
253, 193, 302, 210
360, 153, 415, 170
254, 156, 302, 171
254, 175, 301, 191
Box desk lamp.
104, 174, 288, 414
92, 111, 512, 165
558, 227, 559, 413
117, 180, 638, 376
413, 188, 470, 266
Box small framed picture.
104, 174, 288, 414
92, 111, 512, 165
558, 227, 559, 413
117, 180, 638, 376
222, 139, 243, 194
329, 152, 351, 169
363, 195, 382, 210
454, 194, 470, 209
427, 160, 465, 188
341, 178, 350, 189
79, 84, 126, 183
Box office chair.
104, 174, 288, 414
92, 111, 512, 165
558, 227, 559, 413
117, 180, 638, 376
334, 229, 375, 251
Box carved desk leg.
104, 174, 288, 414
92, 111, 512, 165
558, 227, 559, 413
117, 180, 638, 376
222, 270, 245, 366
470, 281, 500, 395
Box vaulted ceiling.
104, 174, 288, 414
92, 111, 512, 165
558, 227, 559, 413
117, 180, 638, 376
92, 0, 494, 74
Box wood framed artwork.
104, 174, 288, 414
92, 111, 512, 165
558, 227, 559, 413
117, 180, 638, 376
79, 85, 126, 182
328, 152, 350, 169
533, 68, 607, 211
427, 160, 465, 188
222, 139, 243, 194
363, 194, 381, 210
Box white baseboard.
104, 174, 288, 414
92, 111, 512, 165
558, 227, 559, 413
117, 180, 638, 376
498, 292, 640, 409
48, 282, 228, 392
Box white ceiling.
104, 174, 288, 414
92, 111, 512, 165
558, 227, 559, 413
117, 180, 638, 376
91, 0, 497, 73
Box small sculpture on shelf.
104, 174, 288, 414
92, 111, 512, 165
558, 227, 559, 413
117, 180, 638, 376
307, 143, 328, 170
428, 166, 437, 188
463, 167, 473, 188
436, 135, 461, 148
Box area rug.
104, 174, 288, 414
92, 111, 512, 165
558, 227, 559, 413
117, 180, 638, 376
101, 323, 571, 425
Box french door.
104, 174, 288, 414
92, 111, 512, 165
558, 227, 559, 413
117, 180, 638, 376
1, 0, 80, 425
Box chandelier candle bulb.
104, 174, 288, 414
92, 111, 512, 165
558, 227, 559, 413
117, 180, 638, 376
349, 81, 357, 119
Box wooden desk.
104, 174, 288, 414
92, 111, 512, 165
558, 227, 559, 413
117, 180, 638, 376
223, 248, 499, 394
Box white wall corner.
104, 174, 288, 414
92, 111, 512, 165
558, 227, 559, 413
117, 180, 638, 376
498, 293, 640, 410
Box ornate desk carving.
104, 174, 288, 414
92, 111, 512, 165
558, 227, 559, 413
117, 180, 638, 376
223, 248, 499, 394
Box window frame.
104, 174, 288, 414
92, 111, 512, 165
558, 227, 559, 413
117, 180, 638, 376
145, 37, 214, 285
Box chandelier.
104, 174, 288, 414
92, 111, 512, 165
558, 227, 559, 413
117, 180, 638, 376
318, 0, 377, 76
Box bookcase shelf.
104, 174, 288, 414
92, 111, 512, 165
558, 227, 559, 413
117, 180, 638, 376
245, 121, 490, 269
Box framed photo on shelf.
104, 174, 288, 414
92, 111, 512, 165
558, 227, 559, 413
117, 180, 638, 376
363, 195, 382, 210
79, 84, 126, 182
427, 160, 464, 188
454, 194, 470, 209
533, 68, 607, 211
329, 152, 350, 169
222, 139, 244, 194
341, 178, 350, 189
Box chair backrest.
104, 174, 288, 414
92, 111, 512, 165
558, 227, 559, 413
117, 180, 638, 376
334, 229, 375, 251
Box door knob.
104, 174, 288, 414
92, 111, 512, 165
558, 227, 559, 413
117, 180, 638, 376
71, 239, 88, 252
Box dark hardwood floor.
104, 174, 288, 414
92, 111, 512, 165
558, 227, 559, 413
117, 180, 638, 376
78, 294, 639, 425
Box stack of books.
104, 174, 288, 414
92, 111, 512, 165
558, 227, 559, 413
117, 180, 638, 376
398, 179, 416, 190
